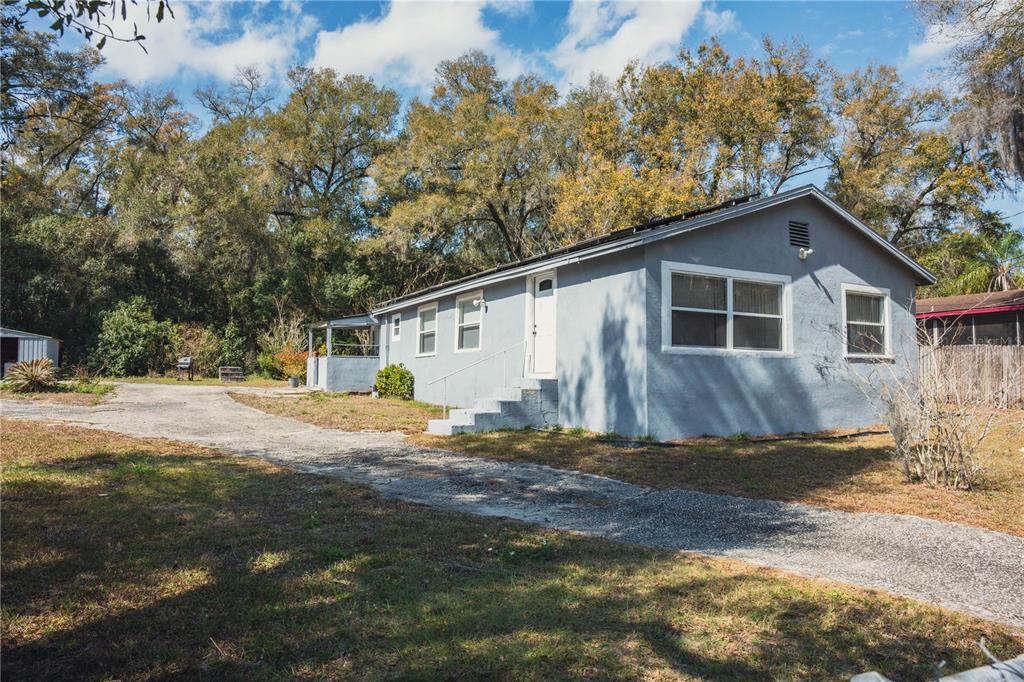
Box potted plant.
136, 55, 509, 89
274, 346, 307, 388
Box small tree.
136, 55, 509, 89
91, 297, 174, 376
273, 345, 307, 380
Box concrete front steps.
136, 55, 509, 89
426, 377, 558, 435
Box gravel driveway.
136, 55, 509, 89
3, 382, 1023, 627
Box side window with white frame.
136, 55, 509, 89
843, 284, 890, 357
663, 262, 789, 353
417, 303, 437, 356
391, 313, 401, 340
455, 291, 482, 352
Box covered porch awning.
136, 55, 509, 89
306, 313, 380, 358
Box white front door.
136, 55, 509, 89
531, 272, 556, 375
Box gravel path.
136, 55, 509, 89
3, 382, 1023, 627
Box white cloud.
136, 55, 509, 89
549, 0, 702, 88
96, 1, 315, 84
702, 6, 738, 36
904, 23, 959, 67
310, 2, 526, 90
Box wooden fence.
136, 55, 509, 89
919, 345, 1024, 408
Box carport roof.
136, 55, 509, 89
307, 314, 378, 330
0, 327, 59, 340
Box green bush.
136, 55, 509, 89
219, 321, 246, 368
375, 363, 414, 400
91, 298, 174, 376
4, 358, 57, 392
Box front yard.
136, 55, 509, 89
234, 392, 1023, 536
231, 391, 443, 434
2, 419, 1021, 680
412, 415, 1024, 536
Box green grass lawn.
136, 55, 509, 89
230, 391, 443, 434
2, 419, 1021, 680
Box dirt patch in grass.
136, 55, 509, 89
0, 383, 115, 406
231, 391, 443, 434
2, 419, 1021, 680
411, 412, 1024, 536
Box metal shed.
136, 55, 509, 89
0, 327, 61, 377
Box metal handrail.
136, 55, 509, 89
427, 339, 526, 418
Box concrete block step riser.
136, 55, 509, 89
427, 378, 558, 435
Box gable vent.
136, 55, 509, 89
788, 220, 810, 248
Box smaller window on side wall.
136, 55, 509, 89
455, 290, 483, 352
392, 313, 401, 340
417, 303, 437, 357
842, 283, 891, 358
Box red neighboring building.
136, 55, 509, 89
916, 289, 1024, 345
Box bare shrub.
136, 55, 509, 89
836, 317, 1020, 491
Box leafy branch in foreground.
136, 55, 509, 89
1, 0, 173, 51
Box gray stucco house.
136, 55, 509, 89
314, 185, 935, 439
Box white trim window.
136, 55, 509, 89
416, 303, 437, 356
391, 313, 401, 340
455, 290, 483, 352
842, 284, 891, 358
661, 262, 791, 354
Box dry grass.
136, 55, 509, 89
230, 391, 443, 434
411, 412, 1024, 536
0, 383, 115, 406
2, 419, 1021, 680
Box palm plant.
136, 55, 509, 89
953, 230, 1024, 293
4, 358, 57, 392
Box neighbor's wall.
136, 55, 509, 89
381, 276, 529, 408
555, 249, 648, 436
644, 196, 920, 440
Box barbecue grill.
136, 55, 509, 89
176, 356, 194, 381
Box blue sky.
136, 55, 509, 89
43, 0, 1022, 220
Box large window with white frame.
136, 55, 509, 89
391, 313, 401, 340
417, 303, 437, 356
455, 291, 482, 352
662, 262, 790, 353
842, 284, 890, 357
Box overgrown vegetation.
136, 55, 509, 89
1, 12, 1019, 369
374, 363, 415, 400
3, 419, 1021, 679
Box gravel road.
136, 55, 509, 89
3, 382, 1022, 627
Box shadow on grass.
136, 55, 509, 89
432, 430, 897, 503
2, 431, 1017, 680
